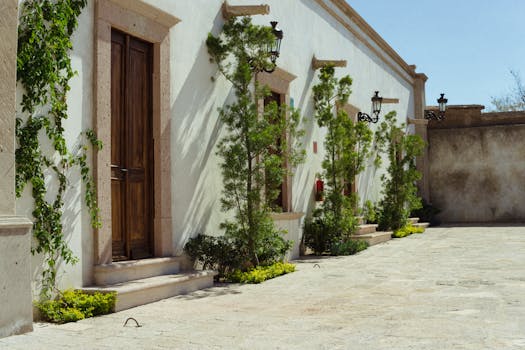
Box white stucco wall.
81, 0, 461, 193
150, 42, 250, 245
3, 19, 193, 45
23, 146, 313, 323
153, 0, 416, 254
16, 0, 95, 296
17, 0, 418, 292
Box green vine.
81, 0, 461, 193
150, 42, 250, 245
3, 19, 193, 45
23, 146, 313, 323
16, 0, 100, 299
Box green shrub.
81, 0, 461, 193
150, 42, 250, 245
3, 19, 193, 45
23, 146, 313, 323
228, 262, 295, 284
303, 216, 333, 255
411, 200, 441, 226
184, 234, 243, 278
255, 229, 293, 267
392, 224, 425, 238
303, 213, 363, 256
184, 233, 292, 279
362, 200, 378, 224
329, 239, 368, 256
36, 289, 116, 324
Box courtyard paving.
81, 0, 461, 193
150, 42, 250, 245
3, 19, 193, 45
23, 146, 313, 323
2, 225, 525, 349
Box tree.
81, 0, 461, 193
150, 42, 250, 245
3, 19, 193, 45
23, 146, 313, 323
310, 66, 373, 243
207, 17, 304, 267
490, 70, 525, 112
374, 111, 424, 231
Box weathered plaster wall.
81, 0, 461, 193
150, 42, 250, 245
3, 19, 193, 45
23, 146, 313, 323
428, 108, 525, 222
0, 0, 33, 337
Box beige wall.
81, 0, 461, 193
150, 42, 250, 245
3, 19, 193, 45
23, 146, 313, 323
0, 0, 17, 215
428, 107, 525, 223
0, 0, 33, 338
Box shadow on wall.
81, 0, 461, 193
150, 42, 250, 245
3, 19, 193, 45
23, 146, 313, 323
293, 66, 318, 215
171, 11, 233, 254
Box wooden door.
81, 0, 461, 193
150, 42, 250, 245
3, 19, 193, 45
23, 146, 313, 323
111, 29, 154, 261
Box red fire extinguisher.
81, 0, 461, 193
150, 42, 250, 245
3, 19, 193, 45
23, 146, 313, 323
315, 178, 324, 202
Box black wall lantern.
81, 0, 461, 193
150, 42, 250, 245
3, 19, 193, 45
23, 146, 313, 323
357, 91, 383, 123
424, 93, 448, 121
264, 21, 283, 73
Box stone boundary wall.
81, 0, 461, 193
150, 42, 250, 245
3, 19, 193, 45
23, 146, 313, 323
427, 106, 525, 223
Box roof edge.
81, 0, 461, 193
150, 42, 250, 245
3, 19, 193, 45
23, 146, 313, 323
328, 0, 419, 81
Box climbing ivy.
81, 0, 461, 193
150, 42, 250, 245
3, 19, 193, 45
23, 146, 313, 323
16, 0, 100, 299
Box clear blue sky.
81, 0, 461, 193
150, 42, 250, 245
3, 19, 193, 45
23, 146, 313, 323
347, 0, 525, 110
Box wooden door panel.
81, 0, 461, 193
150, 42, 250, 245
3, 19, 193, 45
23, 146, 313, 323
111, 29, 153, 260
111, 33, 125, 167
111, 180, 125, 257
126, 38, 152, 257
111, 30, 126, 259
128, 182, 145, 240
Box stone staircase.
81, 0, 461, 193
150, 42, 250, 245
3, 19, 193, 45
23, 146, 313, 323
352, 217, 429, 246
409, 217, 430, 230
84, 257, 216, 312
352, 216, 392, 246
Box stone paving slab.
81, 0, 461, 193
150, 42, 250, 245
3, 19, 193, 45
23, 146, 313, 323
2, 226, 525, 349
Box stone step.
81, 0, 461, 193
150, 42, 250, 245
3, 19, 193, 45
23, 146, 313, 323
355, 224, 378, 236
413, 222, 429, 230
353, 231, 392, 246
409, 217, 420, 224
94, 257, 185, 286
84, 271, 217, 312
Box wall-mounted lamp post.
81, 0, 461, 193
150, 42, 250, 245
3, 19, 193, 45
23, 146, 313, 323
261, 21, 283, 73
424, 93, 448, 121
357, 91, 383, 123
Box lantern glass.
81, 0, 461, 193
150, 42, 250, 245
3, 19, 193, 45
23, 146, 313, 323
270, 21, 283, 58
438, 93, 448, 113
372, 91, 382, 114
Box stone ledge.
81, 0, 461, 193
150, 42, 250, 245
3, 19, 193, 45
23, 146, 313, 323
94, 256, 183, 285
0, 216, 32, 234
84, 270, 217, 311
270, 212, 305, 221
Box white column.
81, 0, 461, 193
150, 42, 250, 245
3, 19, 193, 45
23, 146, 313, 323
0, 0, 34, 338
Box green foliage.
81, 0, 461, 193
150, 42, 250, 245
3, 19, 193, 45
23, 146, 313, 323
207, 17, 304, 267
184, 234, 243, 278
411, 199, 441, 226
228, 262, 295, 284
303, 211, 368, 256
184, 233, 291, 279
329, 239, 368, 256
362, 200, 378, 224
374, 111, 424, 231
303, 215, 333, 255
16, 0, 101, 299
311, 66, 373, 242
36, 289, 116, 324
392, 224, 425, 238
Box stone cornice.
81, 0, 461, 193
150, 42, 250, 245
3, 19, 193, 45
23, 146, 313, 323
101, 0, 180, 28
317, 0, 422, 85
